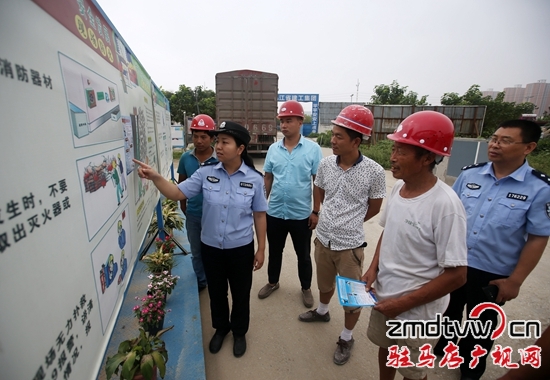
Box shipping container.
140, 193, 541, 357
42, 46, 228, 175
215, 70, 278, 154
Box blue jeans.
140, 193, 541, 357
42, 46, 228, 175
186, 213, 207, 288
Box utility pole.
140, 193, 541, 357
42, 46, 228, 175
356, 80, 360, 103
194, 89, 200, 114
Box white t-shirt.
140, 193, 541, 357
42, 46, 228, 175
375, 179, 468, 320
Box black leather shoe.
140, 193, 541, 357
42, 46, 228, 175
233, 335, 247, 357
209, 332, 227, 354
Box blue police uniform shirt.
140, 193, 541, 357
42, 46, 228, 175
263, 135, 323, 220
177, 148, 217, 217
453, 161, 550, 276
178, 161, 268, 249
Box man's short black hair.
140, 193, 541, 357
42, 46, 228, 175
410, 145, 437, 171
498, 120, 541, 144
342, 127, 363, 143
192, 130, 216, 138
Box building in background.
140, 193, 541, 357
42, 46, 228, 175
503, 85, 526, 103
481, 89, 500, 99
501, 80, 550, 117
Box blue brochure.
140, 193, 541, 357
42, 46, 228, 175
336, 275, 378, 307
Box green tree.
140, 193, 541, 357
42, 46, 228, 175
303, 114, 312, 124
369, 80, 429, 105
160, 88, 174, 101
440, 85, 535, 136
168, 85, 216, 124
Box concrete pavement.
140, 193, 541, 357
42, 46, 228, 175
196, 143, 550, 380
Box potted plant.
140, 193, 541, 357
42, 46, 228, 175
148, 199, 184, 237
133, 293, 172, 336
148, 271, 180, 296
142, 250, 176, 274
105, 326, 173, 380
154, 235, 176, 254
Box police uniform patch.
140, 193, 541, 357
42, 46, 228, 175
546, 203, 550, 219
506, 192, 528, 201
462, 162, 487, 171
532, 170, 550, 185
240, 182, 253, 189
207, 176, 220, 183
466, 183, 481, 190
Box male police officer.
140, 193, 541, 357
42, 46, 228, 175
435, 119, 550, 380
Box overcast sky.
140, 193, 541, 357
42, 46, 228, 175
96, 0, 549, 106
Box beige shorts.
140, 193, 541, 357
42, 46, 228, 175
314, 238, 363, 313
367, 309, 438, 380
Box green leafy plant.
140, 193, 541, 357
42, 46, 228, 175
105, 326, 174, 380
142, 251, 176, 274
148, 200, 184, 237
360, 139, 393, 169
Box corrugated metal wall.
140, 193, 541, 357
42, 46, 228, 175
319, 103, 487, 142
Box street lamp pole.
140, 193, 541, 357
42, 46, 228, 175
350, 94, 354, 103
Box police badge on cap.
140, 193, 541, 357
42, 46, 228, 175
214, 121, 251, 146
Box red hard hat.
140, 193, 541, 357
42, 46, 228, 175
190, 114, 215, 131
331, 105, 374, 137
278, 100, 304, 119
387, 111, 454, 156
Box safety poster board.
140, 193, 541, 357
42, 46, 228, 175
0, 0, 172, 379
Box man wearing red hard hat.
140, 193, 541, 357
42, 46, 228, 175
298, 105, 386, 366
362, 111, 468, 380
258, 100, 323, 309
177, 114, 217, 292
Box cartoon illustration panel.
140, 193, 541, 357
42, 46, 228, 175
90, 205, 132, 333
59, 53, 123, 147
122, 115, 135, 175
76, 146, 128, 240
130, 105, 157, 204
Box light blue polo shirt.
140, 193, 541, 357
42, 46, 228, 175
453, 161, 550, 276
177, 148, 217, 217
178, 161, 268, 249
263, 135, 323, 220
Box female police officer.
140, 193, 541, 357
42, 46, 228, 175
133, 121, 267, 358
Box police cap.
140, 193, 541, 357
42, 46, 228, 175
214, 121, 251, 146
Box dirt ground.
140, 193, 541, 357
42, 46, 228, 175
192, 143, 550, 380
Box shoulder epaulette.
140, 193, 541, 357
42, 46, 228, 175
461, 162, 487, 171
531, 170, 550, 185
252, 168, 264, 177
200, 161, 217, 167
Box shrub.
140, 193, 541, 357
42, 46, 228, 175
360, 139, 392, 169
528, 151, 550, 175
534, 137, 550, 154
316, 131, 332, 147
173, 149, 183, 160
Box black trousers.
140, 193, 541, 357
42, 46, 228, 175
434, 267, 506, 379
266, 214, 312, 290
201, 241, 254, 336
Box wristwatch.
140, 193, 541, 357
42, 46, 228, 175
311, 210, 319, 215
